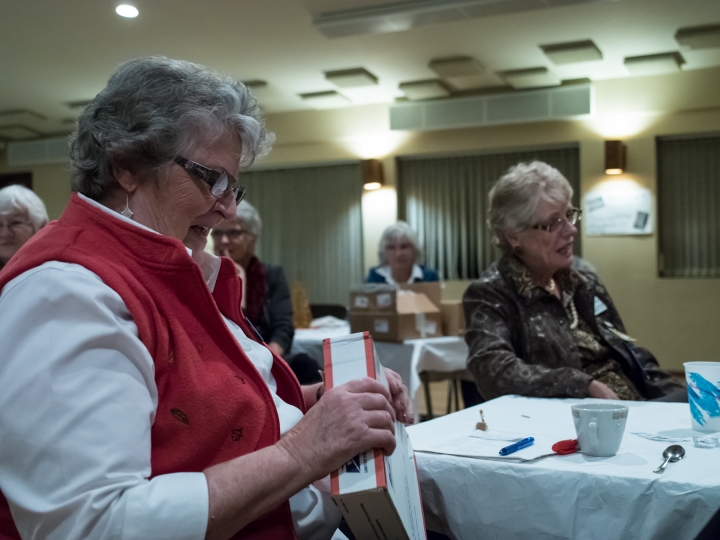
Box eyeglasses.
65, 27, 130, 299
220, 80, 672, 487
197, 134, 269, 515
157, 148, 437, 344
0, 218, 32, 233
174, 156, 246, 204
531, 207, 582, 233
210, 228, 252, 241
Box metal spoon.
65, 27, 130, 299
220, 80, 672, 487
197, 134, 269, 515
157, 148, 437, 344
653, 445, 685, 474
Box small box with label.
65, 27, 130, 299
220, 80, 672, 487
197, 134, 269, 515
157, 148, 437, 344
323, 332, 427, 540
348, 289, 442, 342
349, 284, 397, 311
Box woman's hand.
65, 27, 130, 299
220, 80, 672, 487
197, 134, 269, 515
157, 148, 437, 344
587, 380, 620, 400
384, 368, 415, 425
278, 377, 397, 480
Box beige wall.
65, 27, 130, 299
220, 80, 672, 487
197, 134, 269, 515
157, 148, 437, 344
2, 67, 719, 370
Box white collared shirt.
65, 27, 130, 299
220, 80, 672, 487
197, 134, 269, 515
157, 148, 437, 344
0, 195, 339, 540
374, 263, 424, 286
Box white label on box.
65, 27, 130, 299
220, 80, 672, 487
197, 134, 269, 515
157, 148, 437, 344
374, 318, 390, 333
423, 321, 437, 335
354, 295, 369, 308
376, 293, 392, 308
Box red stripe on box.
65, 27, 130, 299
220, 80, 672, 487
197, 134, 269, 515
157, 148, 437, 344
322, 338, 335, 390
323, 338, 340, 495
363, 333, 387, 489
363, 332, 375, 378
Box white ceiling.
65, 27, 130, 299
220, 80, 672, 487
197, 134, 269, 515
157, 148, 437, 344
1, 0, 719, 139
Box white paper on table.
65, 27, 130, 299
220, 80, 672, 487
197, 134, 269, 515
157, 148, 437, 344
414, 430, 559, 462
631, 432, 692, 443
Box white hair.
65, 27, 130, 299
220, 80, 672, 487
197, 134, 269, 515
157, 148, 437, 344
234, 200, 262, 236
0, 184, 49, 232
488, 161, 573, 252
378, 221, 422, 266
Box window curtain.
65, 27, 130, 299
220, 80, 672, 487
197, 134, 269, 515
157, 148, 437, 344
397, 145, 581, 280
240, 162, 364, 304
657, 134, 720, 278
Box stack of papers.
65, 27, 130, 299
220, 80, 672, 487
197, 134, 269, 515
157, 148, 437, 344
416, 428, 562, 462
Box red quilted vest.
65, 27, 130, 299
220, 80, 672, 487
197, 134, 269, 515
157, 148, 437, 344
0, 193, 303, 540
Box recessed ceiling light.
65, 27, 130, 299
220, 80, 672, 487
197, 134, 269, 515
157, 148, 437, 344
398, 80, 450, 101
116, 5, 139, 18
299, 90, 350, 109
624, 52, 684, 76
675, 24, 720, 50
540, 40, 603, 65
325, 68, 378, 88
429, 56, 485, 78
500, 67, 560, 89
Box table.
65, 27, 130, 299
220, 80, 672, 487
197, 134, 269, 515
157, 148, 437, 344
407, 395, 720, 540
291, 324, 469, 411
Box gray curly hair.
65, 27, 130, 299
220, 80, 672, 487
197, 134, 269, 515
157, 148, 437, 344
234, 200, 262, 237
70, 56, 274, 200
488, 161, 573, 252
378, 221, 422, 266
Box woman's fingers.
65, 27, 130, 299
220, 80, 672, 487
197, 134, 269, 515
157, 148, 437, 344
382, 368, 415, 425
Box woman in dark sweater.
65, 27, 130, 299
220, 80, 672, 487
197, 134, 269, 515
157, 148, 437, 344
212, 200, 293, 357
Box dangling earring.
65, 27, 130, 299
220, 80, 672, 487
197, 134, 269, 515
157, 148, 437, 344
513, 245, 524, 257
120, 195, 133, 219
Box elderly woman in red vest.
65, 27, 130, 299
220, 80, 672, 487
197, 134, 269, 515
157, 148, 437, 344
0, 57, 410, 540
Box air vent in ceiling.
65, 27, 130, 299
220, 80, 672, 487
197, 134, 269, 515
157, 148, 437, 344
7, 136, 70, 167
390, 84, 591, 131
313, 0, 619, 38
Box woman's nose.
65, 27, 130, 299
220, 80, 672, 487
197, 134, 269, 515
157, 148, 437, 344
215, 194, 237, 221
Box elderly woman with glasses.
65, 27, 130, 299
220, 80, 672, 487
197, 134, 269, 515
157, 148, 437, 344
0, 57, 411, 540
463, 161, 685, 403
0, 184, 48, 270
211, 201, 294, 360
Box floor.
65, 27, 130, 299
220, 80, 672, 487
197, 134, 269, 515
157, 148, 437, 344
416, 380, 465, 420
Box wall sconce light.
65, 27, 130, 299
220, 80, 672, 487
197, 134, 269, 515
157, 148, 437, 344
605, 140, 626, 175
362, 159, 384, 190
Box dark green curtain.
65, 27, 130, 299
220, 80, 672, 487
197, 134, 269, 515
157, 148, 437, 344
397, 145, 581, 280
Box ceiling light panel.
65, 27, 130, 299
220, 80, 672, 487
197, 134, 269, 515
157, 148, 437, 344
325, 68, 378, 88
675, 25, 720, 50
299, 90, 350, 109
313, 0, 618, 38
429, 56, 485, 78
540, 40, 603, 65
624, 52, 684, 76
399, 80, 451, 101
501, 67, 561, 89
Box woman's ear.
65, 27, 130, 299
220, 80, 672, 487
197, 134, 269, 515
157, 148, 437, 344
504, 229, 520, 249
114, 167, 141, 194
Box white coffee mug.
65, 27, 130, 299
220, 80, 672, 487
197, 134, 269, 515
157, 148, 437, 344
571, 403, 629, 457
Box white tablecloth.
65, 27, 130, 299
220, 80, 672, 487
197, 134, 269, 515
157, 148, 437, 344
407, 395, 720, 540
291, 324, 469, 409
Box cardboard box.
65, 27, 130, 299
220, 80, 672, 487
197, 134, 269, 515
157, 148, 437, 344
323, 332, 427, 540
398, 282, 441, 309
440, 301, 465, 337
349, 290, 442, 342
349, 284, 397, 311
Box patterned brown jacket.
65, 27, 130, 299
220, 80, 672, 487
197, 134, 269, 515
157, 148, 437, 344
462, 255, 685, 401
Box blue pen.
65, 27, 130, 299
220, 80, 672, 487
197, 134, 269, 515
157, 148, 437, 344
499, 437, 535, 456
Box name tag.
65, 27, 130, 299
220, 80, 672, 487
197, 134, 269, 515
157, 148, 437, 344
594, 296, 608, 316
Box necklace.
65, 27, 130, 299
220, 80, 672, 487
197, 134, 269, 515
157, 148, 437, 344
545, 278, 556, 293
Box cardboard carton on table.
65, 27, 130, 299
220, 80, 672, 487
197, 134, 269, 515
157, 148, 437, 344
323, 331, 427, 540
348, 285, 441, 342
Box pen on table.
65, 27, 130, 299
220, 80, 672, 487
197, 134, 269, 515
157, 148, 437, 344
499, 437, 535, 456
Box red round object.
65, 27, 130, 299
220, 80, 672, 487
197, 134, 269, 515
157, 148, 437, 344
552, 439, 578, 455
